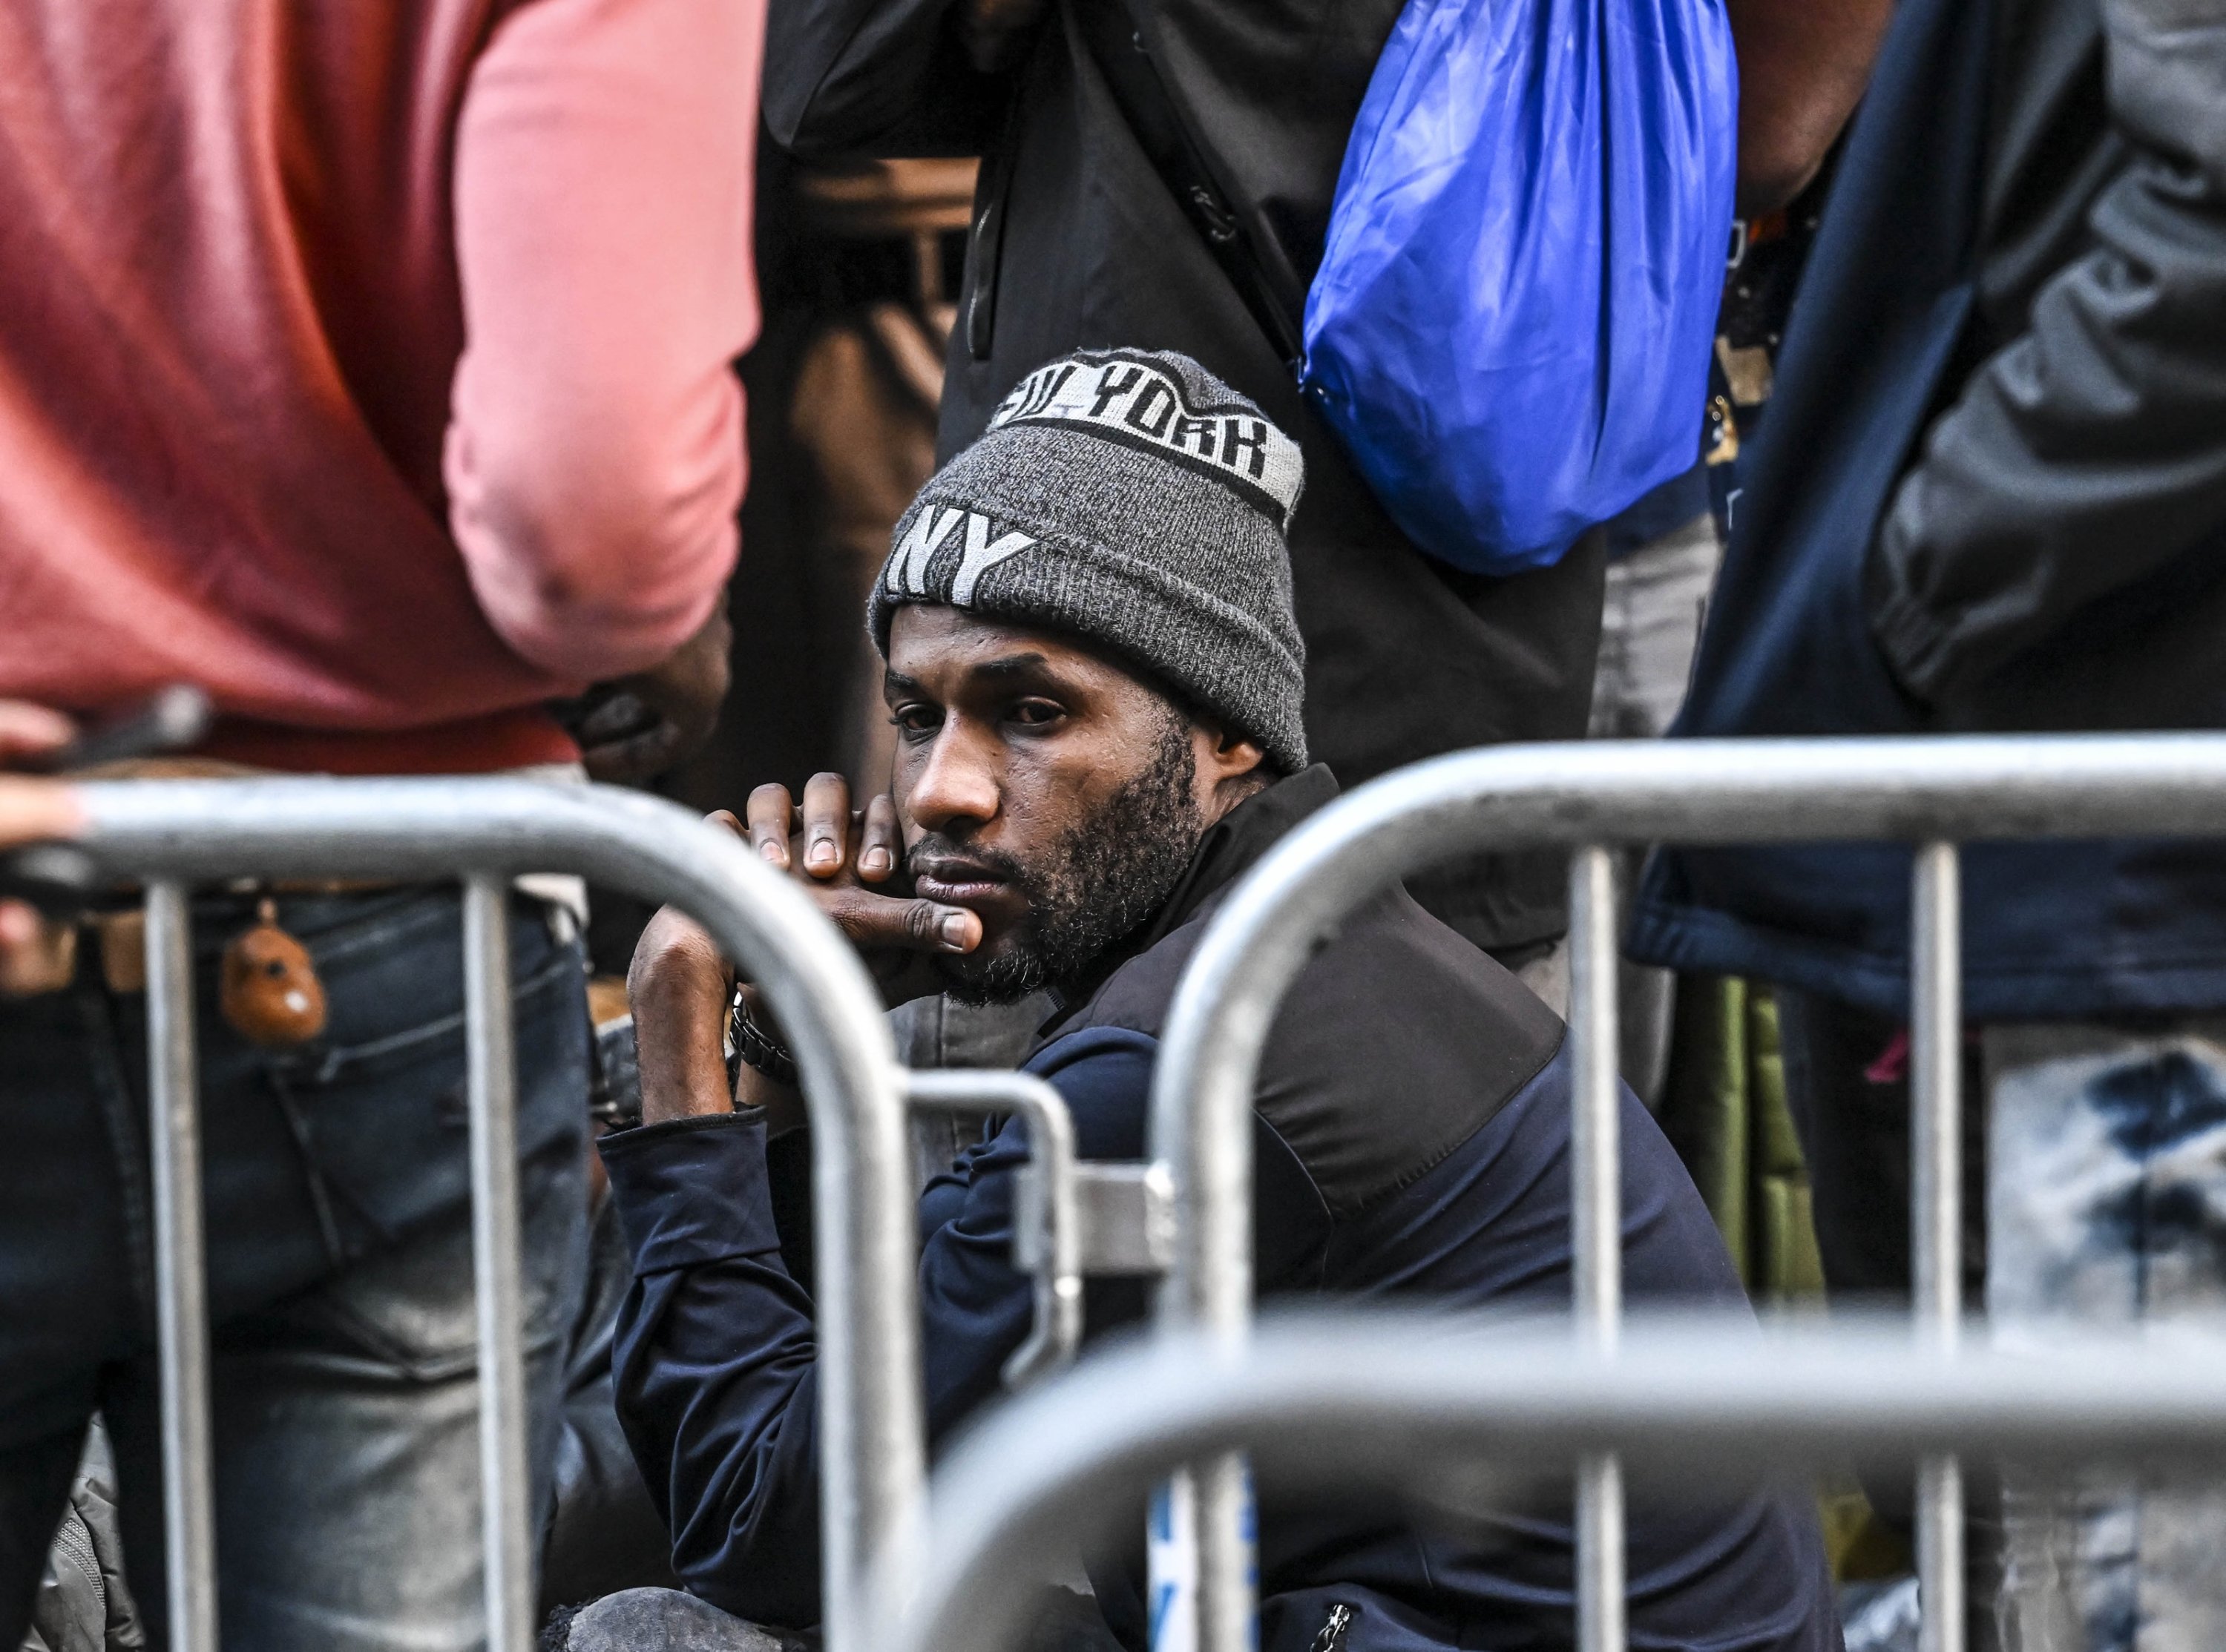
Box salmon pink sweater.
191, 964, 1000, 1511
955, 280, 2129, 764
0, 0, 761, 771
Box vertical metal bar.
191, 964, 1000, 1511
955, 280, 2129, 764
1569, 846, 1625, 1652
1912, 841, 1964, 1652
1146, 1456, 1252, 1652
1152, 884, 1260, 1652
1195, 1452, 1253, 1652
464, 875, 532, 1652
145, 881, 217, 1652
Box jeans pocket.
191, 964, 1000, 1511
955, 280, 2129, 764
195, 891, 591, 1329
254, 1136, 589, 1383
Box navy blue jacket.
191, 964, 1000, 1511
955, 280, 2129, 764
603, 769, 1837, 1651
1629, 0, 2226, 1019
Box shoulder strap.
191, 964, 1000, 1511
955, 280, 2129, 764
1083, 1, 1311, 372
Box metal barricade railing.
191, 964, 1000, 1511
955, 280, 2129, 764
1142, 734, 2226, 1652
870, 1311, 2226, 1652
75, 737, 2226, 1652
71, 777, 926, 1652
907, 1070, 1083, 1389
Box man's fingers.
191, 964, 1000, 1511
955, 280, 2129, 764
0, 779, 84, 846
0, 900, 39, 950
746, 785, 796, 869
827, 888, 980, 955
799, 772, 852, 878
704, 809, 746, 842
859, 794, 901, 881
0, 703, 73, 766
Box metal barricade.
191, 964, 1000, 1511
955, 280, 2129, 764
70, 777, 925, 1652
1142, 733, 2226, 1652
871, 1311, 2226, 1652
907, 1069, 1083, 1389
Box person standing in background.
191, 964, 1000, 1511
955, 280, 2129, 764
1631, 0, 2226, 1640
0, 1, 761, 1646
1589, 0, 1895, 1105
764, 0, 1606, 1006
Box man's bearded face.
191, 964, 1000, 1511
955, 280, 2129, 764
884, 605, 1237, 1007
919, 705, 1201, 1002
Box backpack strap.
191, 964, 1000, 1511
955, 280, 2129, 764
1081, 1, 1311, 372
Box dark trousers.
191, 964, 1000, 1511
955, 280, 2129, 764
1776, 987, 1998, 1649
0, 888, 591, 1651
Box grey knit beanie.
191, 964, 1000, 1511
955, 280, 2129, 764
868, 348, 1308, 773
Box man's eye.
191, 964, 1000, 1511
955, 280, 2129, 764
889, 704, 941, 737
1007, 700, 1065, 728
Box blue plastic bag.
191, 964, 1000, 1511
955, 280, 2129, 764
1301, 0, 1737, 575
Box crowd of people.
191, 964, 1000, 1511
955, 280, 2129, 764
1, 0, 2222, 1650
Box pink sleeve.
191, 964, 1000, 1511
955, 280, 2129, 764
444, 0, 762, 681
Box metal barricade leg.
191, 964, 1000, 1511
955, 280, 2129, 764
1569, 846, 1625, 1652
464, 875, 533, 1652
1196, 1452, 1252, 1652
904, 1069, 1083, 1386
1911, 843, 1965, 1652
146, 880, 218, 1652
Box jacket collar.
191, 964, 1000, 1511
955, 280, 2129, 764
1041, 762, 1341, 1018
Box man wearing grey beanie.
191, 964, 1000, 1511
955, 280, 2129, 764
585, 349, 1835, 1652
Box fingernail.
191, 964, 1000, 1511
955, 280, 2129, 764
939, 912, 973, 950
760, 840, 785, 863
807, 839, 837, 869
861, 848, 892, 874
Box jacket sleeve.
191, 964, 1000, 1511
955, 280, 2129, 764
761, 0, 1006, 159
603, 1110, 827, 1627
1865, 0, 2226, 708
603, 1037, 1159, 1625
443, 0, 761, 682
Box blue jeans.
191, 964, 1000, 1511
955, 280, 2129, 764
0, 887, 591, 1651
1986, 1022, 2226, 1652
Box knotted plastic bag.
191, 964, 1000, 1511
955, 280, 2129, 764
1301, 0, 1736, 574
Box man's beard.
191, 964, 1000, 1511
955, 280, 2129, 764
928, 713, 1204, 1005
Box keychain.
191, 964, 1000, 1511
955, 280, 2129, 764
220, 897, 328, 1047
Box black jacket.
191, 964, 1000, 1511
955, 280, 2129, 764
762, 0, 1604, 956
604, 769, 1837, 1651
1866, 0, 2226, 728
1632, 0, 2226, 1018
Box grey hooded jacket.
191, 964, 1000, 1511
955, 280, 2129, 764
1865, 0, 2226, 728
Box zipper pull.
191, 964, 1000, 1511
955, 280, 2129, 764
1307, 1603, 1353, 1652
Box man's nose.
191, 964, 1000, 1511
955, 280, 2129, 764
904, 721, 1001, 835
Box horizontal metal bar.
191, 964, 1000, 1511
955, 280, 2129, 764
1017, 1162, 1174, 1277
1217, 735, 2226, 858
75, 779, 913, 1652
876, 1312, 2226, 1652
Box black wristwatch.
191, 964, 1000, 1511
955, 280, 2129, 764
726, 987, 799, 1088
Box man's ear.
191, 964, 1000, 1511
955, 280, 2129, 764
1193, 719, 1270, 823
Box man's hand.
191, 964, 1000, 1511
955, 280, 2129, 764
0, 702, 73, 768
571, 596, 733, 784
744, 772, 980, 1003
0, 702, 84, 992
626, 783, 983, 1126
628, 867, 740, 1128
